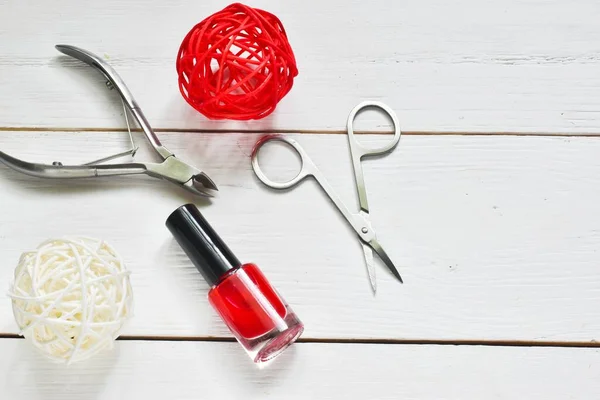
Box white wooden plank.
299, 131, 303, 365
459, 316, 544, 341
1, 0, 600, 133
1, 339, 599, 399
0, 131, 599, 341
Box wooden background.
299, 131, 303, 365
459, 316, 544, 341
1, 0, 599, 398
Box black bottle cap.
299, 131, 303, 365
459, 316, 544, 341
166, 204, 242, 286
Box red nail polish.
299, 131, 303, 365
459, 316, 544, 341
166, 204, 304, 364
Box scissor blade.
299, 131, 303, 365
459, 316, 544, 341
361, 243, 376, 293
369, 239, 403, 283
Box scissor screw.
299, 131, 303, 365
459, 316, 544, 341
362, 227, 368, 234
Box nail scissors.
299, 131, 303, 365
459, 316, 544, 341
0, 45, 217, 197
251, 101, 403, 292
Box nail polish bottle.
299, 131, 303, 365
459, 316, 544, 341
166, 204, 304, 364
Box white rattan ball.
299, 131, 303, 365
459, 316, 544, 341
8, 237, 133, 364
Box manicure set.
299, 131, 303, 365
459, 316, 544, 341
4, 3, 404, 365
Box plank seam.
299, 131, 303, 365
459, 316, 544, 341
118, 336, 600, 348
1, 334, 597, 348
1, 127, 600, 137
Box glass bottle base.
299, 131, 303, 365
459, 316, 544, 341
236, 307, 304, 364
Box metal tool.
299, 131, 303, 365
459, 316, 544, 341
0, 45, 217, 197
251, 101, 403, 292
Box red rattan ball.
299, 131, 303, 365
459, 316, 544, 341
176, 3, 298, 120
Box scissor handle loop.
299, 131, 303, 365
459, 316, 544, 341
251, 135, 315, 190
346, 101, 401, 158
